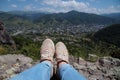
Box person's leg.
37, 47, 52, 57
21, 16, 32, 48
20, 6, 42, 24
59, 62, 86, 80
55, 42, 87, 80
10, 61, 52, 80
10, 39, 55, 80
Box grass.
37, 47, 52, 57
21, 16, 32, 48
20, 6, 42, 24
0, 33, 119, 61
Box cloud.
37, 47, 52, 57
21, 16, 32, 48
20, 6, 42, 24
11, 4, 17, 8
24, 5, 32, 10
24, 4, 35, 10
18, 0, 120, 14
42, 0, 90, 12
38, 7, 58, 12
98, 6, 120, 14
41, 0, 100, 13
40, 0, 120, 14
43, 0, 88, 9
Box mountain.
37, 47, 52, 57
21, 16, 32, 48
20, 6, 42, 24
0, 11, 4, 13
8, 11, 41, 15
1, 10, 120, 35
1, 10, 119, 26
94, 24, 120, 47
0, 12, 35, 27
0, 12, 26, 21
102, 13, 120, 21
7, 11, 46, 20
0, 21, 16, 49
36, 10, 119, 25
8, 10, 50, 15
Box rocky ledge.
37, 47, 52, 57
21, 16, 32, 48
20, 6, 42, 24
0, 54, 120, 80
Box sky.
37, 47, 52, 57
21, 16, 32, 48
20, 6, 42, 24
0, 0, 120, 14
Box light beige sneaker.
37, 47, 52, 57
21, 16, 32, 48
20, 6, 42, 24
55, 42, 69, 64
40, 39, 55, 62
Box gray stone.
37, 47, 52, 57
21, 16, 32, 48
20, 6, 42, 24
99, 57, 120, 69
0, 54, 33, 65
0, 54, 120, 80
78, 57, 86, 65
87, 54, 99, 62
73, 62, 85, 70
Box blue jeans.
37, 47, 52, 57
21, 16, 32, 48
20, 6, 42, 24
10, 61, 86, 80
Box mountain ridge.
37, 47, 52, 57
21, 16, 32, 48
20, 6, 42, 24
0, 10, 119, 26
35, 10, 119, 25
0, 10, 119, 35
101, 13, 120, 21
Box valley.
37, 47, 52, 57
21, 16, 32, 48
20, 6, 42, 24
0, 10, 120, 60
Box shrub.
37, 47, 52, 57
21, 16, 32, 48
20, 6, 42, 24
0, 46, 7, 55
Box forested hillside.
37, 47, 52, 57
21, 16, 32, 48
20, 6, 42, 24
94, 24, 120, 47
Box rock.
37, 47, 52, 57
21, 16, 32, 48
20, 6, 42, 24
71, 56, 120, 80
87, 54, 99, 62
0, 54, 120, 80
99, 57, 120, 67
73, 62, 85, 70
113, 67, 120, 79
16, 56, 33, 65
0, 54, 34, 80
78, 57, 86, 65
88, 75, 97, 80
111, 58, 120, 66
86, 62, 97, 71
73, 62, 80, 69
6, 69, 14, 75
69, 55, 77, 64
26, 63, 32, 68
0, 54, 33, 65
0, 21, 16, 49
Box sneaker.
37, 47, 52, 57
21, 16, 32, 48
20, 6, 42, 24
55, 42, 69, 64
40, 39, 55, 62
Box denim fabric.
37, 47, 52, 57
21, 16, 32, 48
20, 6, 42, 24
10, 61, 52, 80
59, 64, 87, 80
10, 62, 86, 80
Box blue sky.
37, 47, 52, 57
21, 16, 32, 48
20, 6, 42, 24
0, 0, 120, 14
